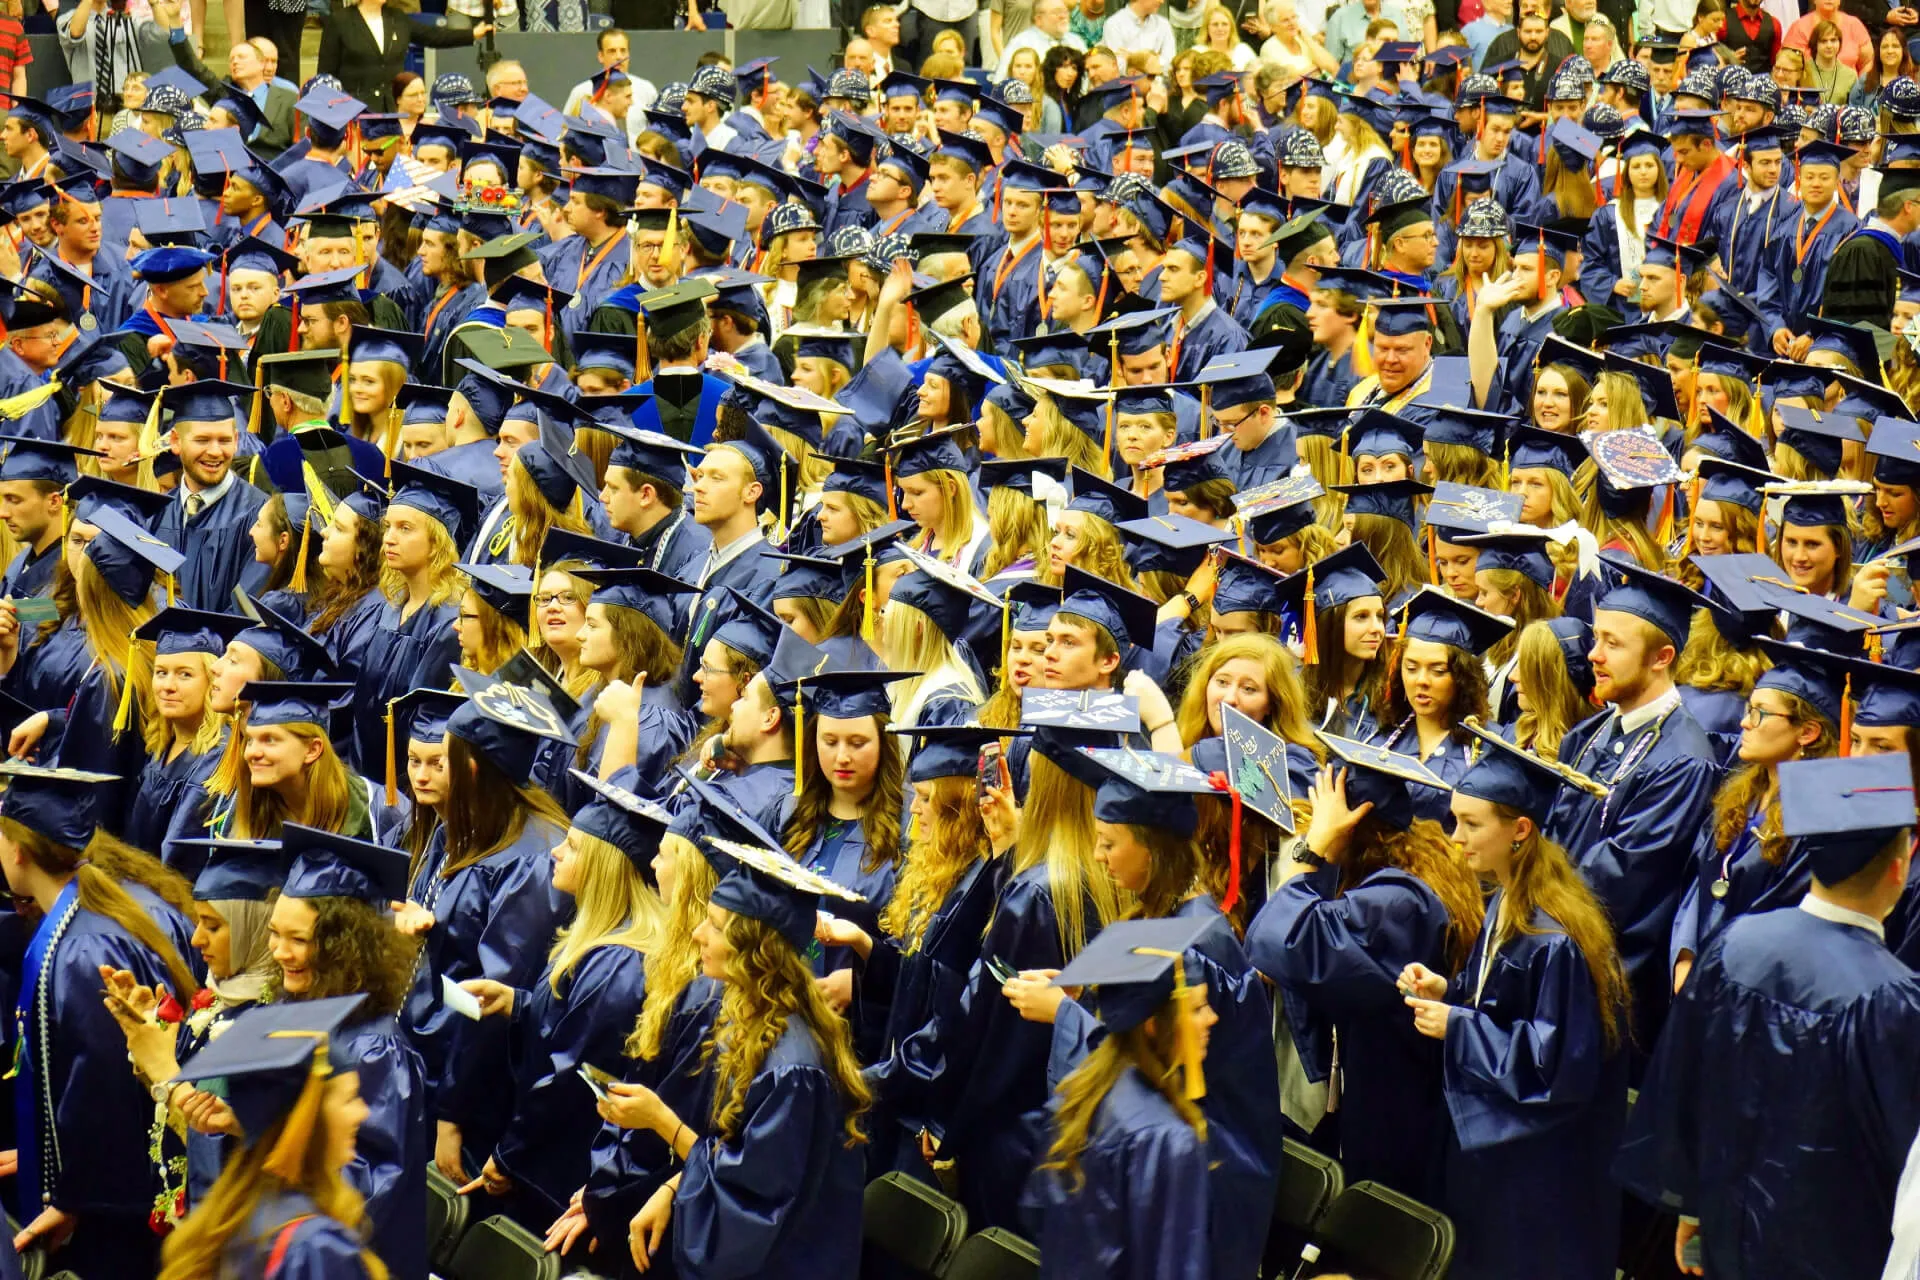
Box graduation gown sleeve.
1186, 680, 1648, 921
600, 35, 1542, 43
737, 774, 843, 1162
672, 1029, 865, 1280
335, 1017, 429, 1280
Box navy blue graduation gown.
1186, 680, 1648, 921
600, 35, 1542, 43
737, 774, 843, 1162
1438, 902, 1627, 1280
1221, 422, 1296, 492
1616, 905, 1920, 1280
333, 1013, 429, 1280
1227, 266, 1291, 330
1756, 199, 1859, 345
696, 760, 794, 844
929, 864, 1095, 1229
1303, 347, 1359, 412
726, 337, 784, 386
1547, 701, 1720, 1055
1674, 811, 1809, 973
417, 281, 486, 381
221, 1189, 373, 1279
545, 233, 634, 347
1171, 302, 1248, 385
44, 662, 151, 834
155, 480, 273, 613
671, 1019, 865, 1280
1484, 302, 1564, 417
560, 685, 696, 814
1044, 898, 1279, 1280
862, 855, 1004, 1177
1675, 684, 1743, 766
1712, 183, 1797, 296
0, 542, 56, 599
797, 818, 895, 977
489, 941, 650, 1228
584, 976, 721, 1268
348, 599, 462, 772
3, 615, 88, 713
1246, 864, 1453, 1202
404, 818, 570, 1161
12, 882, 189, 1278
983, 236, 1048, 353
823, 173, 877, 239
125, 738, 223, 867
1022, 1068, 1212, 1280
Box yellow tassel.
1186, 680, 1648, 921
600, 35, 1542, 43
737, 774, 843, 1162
1353, 307, 1377, 378
261, 1048, 329, 1183
165, 573, 175, 607
111, 631, 138, 735
792, 681, 805, 798
246, 360, 264, 435
1840, 672, 1853, 757
290, 509, 312, 595
1200, 385, 1212, 441
384, 404, 403, 463
384, 700, 399, 807
1302, 564, 1318, 663
999, 601, 1011, 679
662, 204, 681, 274
862, 550, 877, 648
1746, 386, 1767, 441
528, 557, 541, 636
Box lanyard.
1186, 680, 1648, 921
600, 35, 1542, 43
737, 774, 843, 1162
421, 286, 460, 338
574, 233, 622, 297
990, 236, 1040, 304
1795, 200, 1838, 266
948, 201, 983, 233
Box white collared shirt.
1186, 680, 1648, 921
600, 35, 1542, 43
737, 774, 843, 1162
1616, 683, 1681, 736
1798, 893, 1886, 942
182, 468, 236, 518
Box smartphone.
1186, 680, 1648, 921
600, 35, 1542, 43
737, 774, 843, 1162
1887, 558, 1914, 610
984, 954, 1017, 986
977, 741, 1008, 794
576, 1063, 618, 1101
11, 597, 57, 626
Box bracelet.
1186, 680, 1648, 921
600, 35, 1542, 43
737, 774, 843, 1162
672, 1123, 688, 1156
1145, 718, 1173, 734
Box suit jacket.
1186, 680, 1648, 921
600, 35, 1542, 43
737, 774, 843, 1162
315, 4, 476, 111
166, 36, 298, 157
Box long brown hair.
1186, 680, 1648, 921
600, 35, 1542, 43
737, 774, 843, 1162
4, 821, 198, 999
1343, 816, 1484, 973
574, 605, 685, 769
439, 735, 571, 879
785, 712, 904, 876
1511, 619, 1594, 757
214, 722, 356, 840
1301, 598, 1392, 728
1488, 814, 1632, 1050
1381, 637, 1491, 744
506, 457, 593, 569
309, 506, 384, 636
262, 894, 418, 1018
705, 910, 872, 1144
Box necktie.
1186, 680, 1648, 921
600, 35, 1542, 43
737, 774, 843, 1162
185, 493, 204, 520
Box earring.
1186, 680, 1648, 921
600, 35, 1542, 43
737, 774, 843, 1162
1509, 840, 1523, 851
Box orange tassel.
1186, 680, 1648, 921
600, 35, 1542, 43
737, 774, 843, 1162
1301, 565, 1318, 663
1840, 673, 1853, 756
384, 700, 398, 807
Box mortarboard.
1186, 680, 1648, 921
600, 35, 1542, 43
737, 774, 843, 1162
1316, 731, 1445, 831
1779, 753, 1917, 884
568, 770, 674, 875
445, 668, 578, 784
168, 995, 369, 1141
1590, 552, 1706, 646
386, 459, 482, 547
281, 823, 409, 903
1400, 586, 1513, 654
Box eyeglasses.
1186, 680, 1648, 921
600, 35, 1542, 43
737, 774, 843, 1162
1740, 702, 1793, 726
697, 661, 734, 678
1211, 408, 1259, 432
533, 592, 575, 608
457, 612, 483, 625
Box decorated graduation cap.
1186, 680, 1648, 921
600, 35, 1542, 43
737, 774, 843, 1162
386, 459, 482, 548
444, 667, 578, 786
1400, 586, 1514, 655
707, 834, 863, 950
1317, 731, 1445, 831
1234, 474, 1325, 546
890, 544, 998, 637
1425, 483, 1523, 542
1584, 425, 1684, 518
1590, 551, 1707, 646
1779, 753, 1917, 884
1761, 477, 1869, 531
0, 762, 114, 847
1150, 434, 1235, 494
1082, 746, 1216, 838
1209, 550, 1293, 621
281, 822, 409, 904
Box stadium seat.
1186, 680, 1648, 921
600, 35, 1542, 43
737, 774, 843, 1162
862, 1170, 969, 1278
427, 1164, 472, 1271
1305, 1180, 1456, 1280
940, 1227, 1041, 1280
448, 1212, 561, 1280
1265, 1138, 1346, 1275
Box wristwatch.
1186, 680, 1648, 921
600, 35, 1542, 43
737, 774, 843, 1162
1286, 836, 1325, 868
1180, 590, 1202, 613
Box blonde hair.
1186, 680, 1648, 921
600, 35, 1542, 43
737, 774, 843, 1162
1040, 1008, 1206, 1191
74, 552, 157, 737
908, 468, 983, 560
704, 910, 872, 1144
1017, 751, 1130, 959
883, 774, 992, 949
378, 507, 465, 608
1591, 371, 1652, 433
880, 601, 986, 719
1029, 395, 1113, 477
629, 834, 718, 1060
1174, 633, 1322, 755
506, 457, 594, 570
1674, 606, 1768, 695
214, 722, 356, 840
141, 647, 224, 759
345, 359, 407, 448
1511, 619, 1593, 757
548, 828, 666, 989
1040, 511, 1137, 589
983, 484, 1050, 578
459, 586, 529, 676
1480, 568, 1560, 668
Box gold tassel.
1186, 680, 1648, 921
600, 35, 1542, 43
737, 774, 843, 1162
111, 630, 138, 734
862, 549, 877, 647
261, 1047, 329, 1183
246, 360, 265, 435
792, 679, 805, 798
289, 509, 313, 594
384, 701, 398, 807
662, 204, 681, 274
1840, 672, 1853, 757
1353, 307, 1377, 377
1302, 564, 1318, 663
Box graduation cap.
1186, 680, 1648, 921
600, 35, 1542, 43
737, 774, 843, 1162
1869, 416, 1920, 488
1454, 718, 1603, 823
84, 505, 184, 605
1210, 551, 1292, 620
1081, 746, 1216, 839
884, 723, 1022, 785
1234, 474, 1325, 546
637, 276, 716, 338
1425, 482, 1523, 541
566, 771, 674, 876
1693, 458, 1775, 514
386, 459, 482, 547
1804, 315, 1886, 382
799, 668, 916, 722
458, 562, 534, 622
707, 834, 863, 950
281, 822, 408, 904
445, 667, 578, 784
0, 435, 99, 486
1590, 551, 1707, 646
1046, 915, 1215, 1100
0, 762, 115, 846
1749, 636, 1855, 727
1066, 466, 1149, 526
1316, 731, 1445, 831
1585, 423, 1683, 502
171, 835, 292, 905
1400, 586, 1514, 654
1332, 477, 1431, 531
572, 565, 699, 638
1191, 346, 1287, 412
1117, 513, 1231, 578
1761, 477, 1870, 530
1779, 753, 1917, 884
1776, 402, 1863, 476
169, 994, 368, 1149
1057, 565, 1157, 649
130, 243, 215, 283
